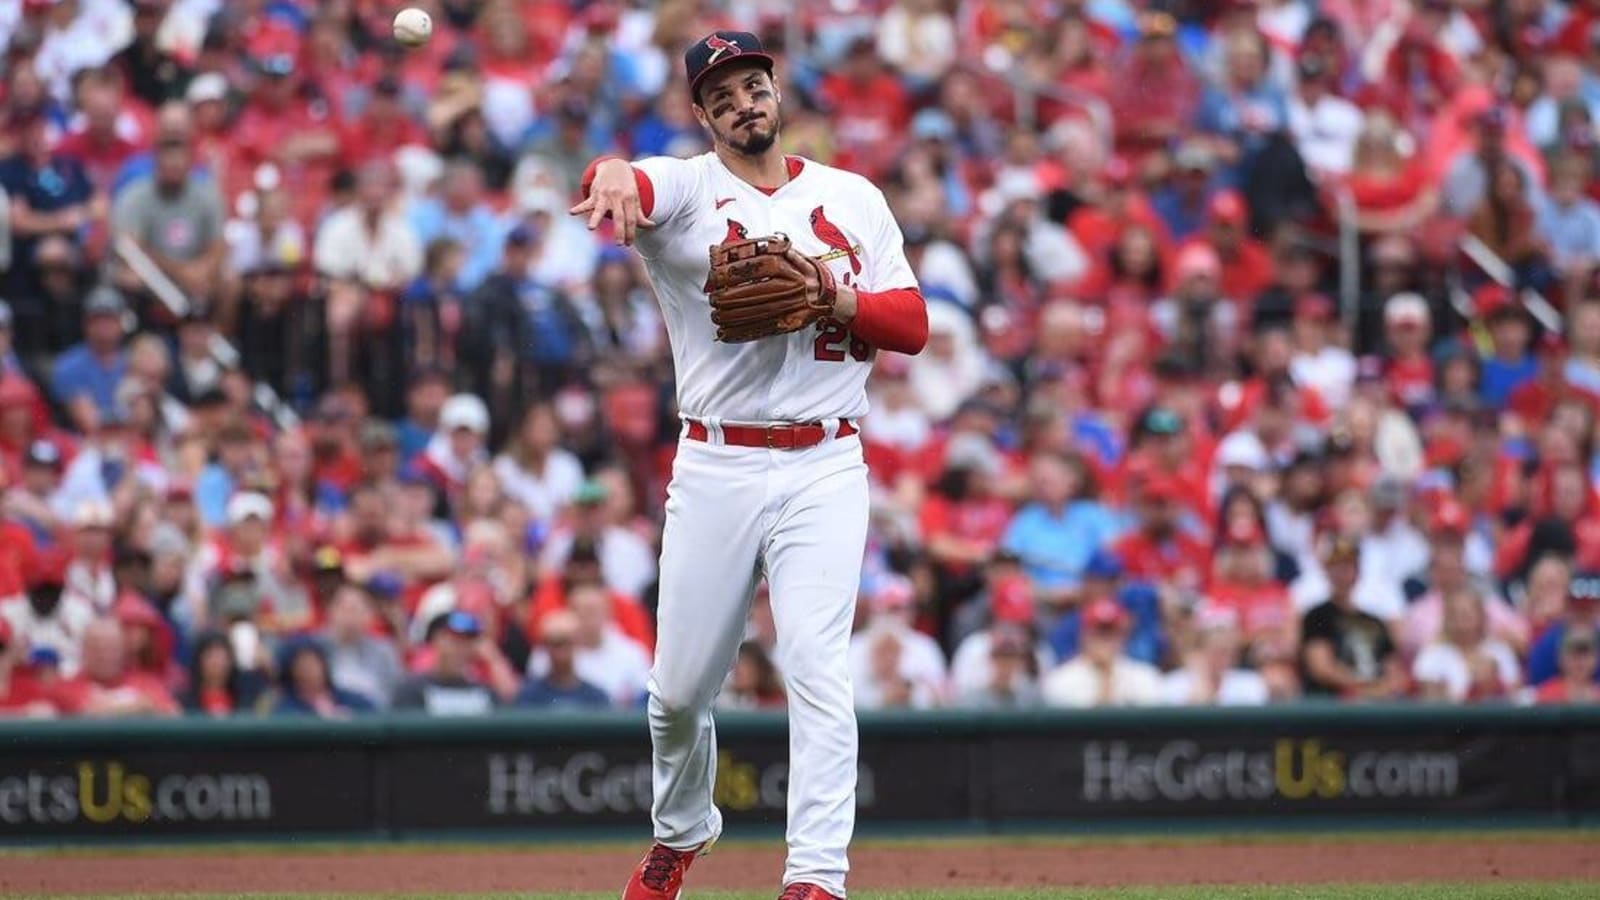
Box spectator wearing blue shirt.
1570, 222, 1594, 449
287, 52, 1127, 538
1001, 450, 1122, 605
406, 162, 507, 293
398, 369, 451, 465
1194, 30, 1288, 183
0, 108, 92, 357
0, 299, 28, 380
515, 610, 610, 710
1475, 286, 1538, 410
194, 422, 260, 528
49, 286, 130, 432
1527, 571, 1600, 686
399, 238, 467, 374
272, 637, 378, 717
1537, 155, 1600, 278
1150, 139, 1223, 241
629, 82, 706, 158
1045, 553, 1166, 666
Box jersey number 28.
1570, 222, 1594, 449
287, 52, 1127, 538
813, 320, 870, 362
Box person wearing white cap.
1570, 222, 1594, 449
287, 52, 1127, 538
1382, 291, 1436, 410
1210, 430, 1271, 502
416, 392, 491, 496
181, 491, 310, 633
1162, 605, 1269, 706
62, 500, 118, 614
847, 576, 947, 709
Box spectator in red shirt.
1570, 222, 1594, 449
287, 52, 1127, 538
1113, 474, 1210, 592
331, 480, 454, 604
54, 618, 180, 717
1497, 461, 1600, 579
1068, 158, 1170, 264
818, 36, 911, 166
1207, 519, 1295, 652
230, 52, 341, 227
113, 592, 179, 689
1111, 12, 1200, 159
0, 618, 56, 717
1180, 190, 1274, 309
1382, 292, 1435, 412
1372, 17, 1462, 129
919, 433, 1014, 614
1344, 111, 1438, 234
526, 537, 654, 652
57, 68, 144, 226
1038, 14, 1114, 118
340, 75, 430, 168
1507, 333, 1571, 429
1079, 221, 1168, 308
179, 629, 267, 717
1123, 407, 1209, 521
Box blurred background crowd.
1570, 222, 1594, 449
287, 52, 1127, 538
3, 0, 1600, 719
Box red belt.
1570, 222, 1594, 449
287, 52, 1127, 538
685, 419, 857, 450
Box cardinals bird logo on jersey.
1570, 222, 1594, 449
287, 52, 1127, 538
810, 206, 862, 275
703, 219, 748, 291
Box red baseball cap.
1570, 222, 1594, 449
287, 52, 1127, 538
1208, 190, 1248, 225
1425, 435, 1469, 469
1174, 243, 1222, 281
25, 549, 67, 589
871, 576, 916, 615
991, 576, 1035, 624
1430, 499, 1471, 536
1294, 293, 1336, 321
1084, 598, 1129, 630
0, 376, 37, 406
1474, 284, 1519, 319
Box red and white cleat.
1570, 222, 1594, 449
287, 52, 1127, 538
620, 841, 709, 900
777, 883, 843, 900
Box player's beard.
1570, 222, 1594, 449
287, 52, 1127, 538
718, 110, 781, 157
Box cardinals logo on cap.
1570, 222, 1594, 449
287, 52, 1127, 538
706, 35, 742, 64
809, 206, 862, 275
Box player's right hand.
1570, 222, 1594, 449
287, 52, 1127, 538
569, 159, 655, 247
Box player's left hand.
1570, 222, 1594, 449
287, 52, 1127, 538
706, 234, 838, 342
569, 158, 655, 246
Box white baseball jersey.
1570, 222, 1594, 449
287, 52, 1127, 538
630, 153, 917, 424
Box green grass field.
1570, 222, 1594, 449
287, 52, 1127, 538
20, 888, 1598, 900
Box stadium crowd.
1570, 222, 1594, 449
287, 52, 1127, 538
2, 0, 1600, 718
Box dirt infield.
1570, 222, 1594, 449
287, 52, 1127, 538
2, 836, 1596, 895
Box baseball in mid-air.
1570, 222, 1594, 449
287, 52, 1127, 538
392, 7, 432, 47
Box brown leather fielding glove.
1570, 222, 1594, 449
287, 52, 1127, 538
706, 234, 838, 343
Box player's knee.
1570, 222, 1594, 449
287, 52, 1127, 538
778, 652, 848, 692
648, 681, 709, 720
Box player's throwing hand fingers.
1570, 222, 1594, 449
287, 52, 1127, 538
572, 160, 656, 247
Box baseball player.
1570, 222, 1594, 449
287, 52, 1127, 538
570, 31, 927, 900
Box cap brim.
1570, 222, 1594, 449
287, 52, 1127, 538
691, 53, 775, 101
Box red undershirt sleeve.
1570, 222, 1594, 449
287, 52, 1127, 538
848, 287, 928, 355
579, 155, 655, 218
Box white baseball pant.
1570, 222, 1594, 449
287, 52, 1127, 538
648, 419, 868, 897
